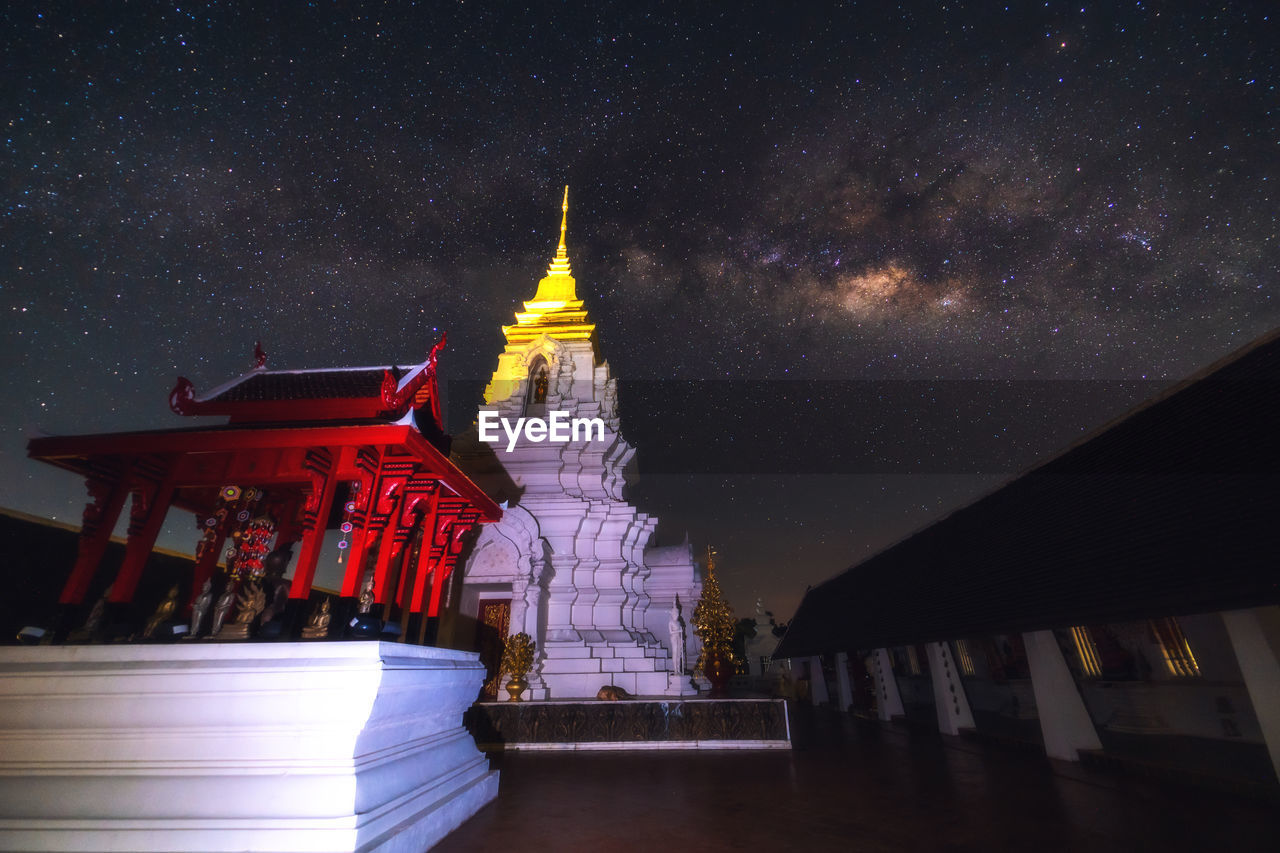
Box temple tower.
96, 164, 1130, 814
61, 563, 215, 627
453, 188, 699, 699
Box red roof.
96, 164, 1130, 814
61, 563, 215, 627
202, 367, 406, 404
169, 333, 448, 428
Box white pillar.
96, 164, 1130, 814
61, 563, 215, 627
872, 648, 905, 721
834, 651, 854, 712
542, 552, 581, 644
510, 572, 549, 701
927, 641, 975, 735
808, 655, 830, 705
1022, 630, 1102, 761
508, 576, 530, 636
1222, 606, 1280, 780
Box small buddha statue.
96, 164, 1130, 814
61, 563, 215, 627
185, 579, 214, 639
533, 367, 549, 404
349, 573, 382, 638
216, 580, 266, 640
68, 584, 113, 643
259, 569, 290, 626
210, 584, 236, 638
301, 597, 332, 640
143, 585, 179, 639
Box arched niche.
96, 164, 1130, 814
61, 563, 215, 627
526, 355, 550, 407
524, 350, 550, 414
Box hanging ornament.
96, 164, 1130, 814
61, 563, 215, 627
194, 487, 238, 568
216, 485, 275, 580
336, 482, 359, 564
195, 514, 218, 561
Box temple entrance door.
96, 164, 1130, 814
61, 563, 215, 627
476, 598, 511, 701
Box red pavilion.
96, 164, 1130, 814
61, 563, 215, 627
27, 334, 501, 642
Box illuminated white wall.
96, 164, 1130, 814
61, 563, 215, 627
0, 642, 497, 852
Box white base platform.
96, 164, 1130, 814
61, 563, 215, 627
0, 642, 498, 852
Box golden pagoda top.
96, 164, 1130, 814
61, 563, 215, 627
503, 185, 596, 346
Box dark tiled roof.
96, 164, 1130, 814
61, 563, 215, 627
202, 367, 407, 403
776, 329, 1280, 657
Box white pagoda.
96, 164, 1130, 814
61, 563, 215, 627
450, 188, 701, 699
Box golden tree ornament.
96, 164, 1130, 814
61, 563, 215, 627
500, 632, 536, 678
500, 632, 537, 702
693, 546, 736, 691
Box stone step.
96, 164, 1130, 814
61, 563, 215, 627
543, 643, 593, 659
623, 657, 665, 672
632, 670, 678, 696
540, 658, 607, 674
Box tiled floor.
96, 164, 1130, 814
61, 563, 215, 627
435, 707, 1280, 852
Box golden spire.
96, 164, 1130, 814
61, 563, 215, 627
556, 185, 569, 259
544, 184, 572, 279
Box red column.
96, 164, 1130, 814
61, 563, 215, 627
394, 537, 414, 609
342, 505, 387, 598
290, 447, 340, 599
426, 551, 451, 617
60, 461, 134, 605
273, 494, 304, 548
419, 508, 451, 617
392, 479, 435, 609
371, 490, 405, 603
427, 516, 475, 617
350, 457, 412, 601
409, 491, 442, 613
340, 449, 382, 597
109, 460, 177, 603
341, 524, 372, 597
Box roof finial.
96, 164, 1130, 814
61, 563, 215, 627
556, 185, 569, 260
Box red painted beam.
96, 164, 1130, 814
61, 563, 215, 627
59, 466, 133, 605
290, 457, 340, 599
409, 492, 442, 614
109, 473, 177, 603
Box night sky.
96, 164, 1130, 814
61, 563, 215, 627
3, 2, 1276, 621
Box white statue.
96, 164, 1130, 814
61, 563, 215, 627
668, 602, 684, 674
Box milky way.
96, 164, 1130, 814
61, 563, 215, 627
2, 3, 1276, 617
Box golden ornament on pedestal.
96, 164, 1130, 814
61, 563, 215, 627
500, 632, 537, 702
504, 676, 529, 702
